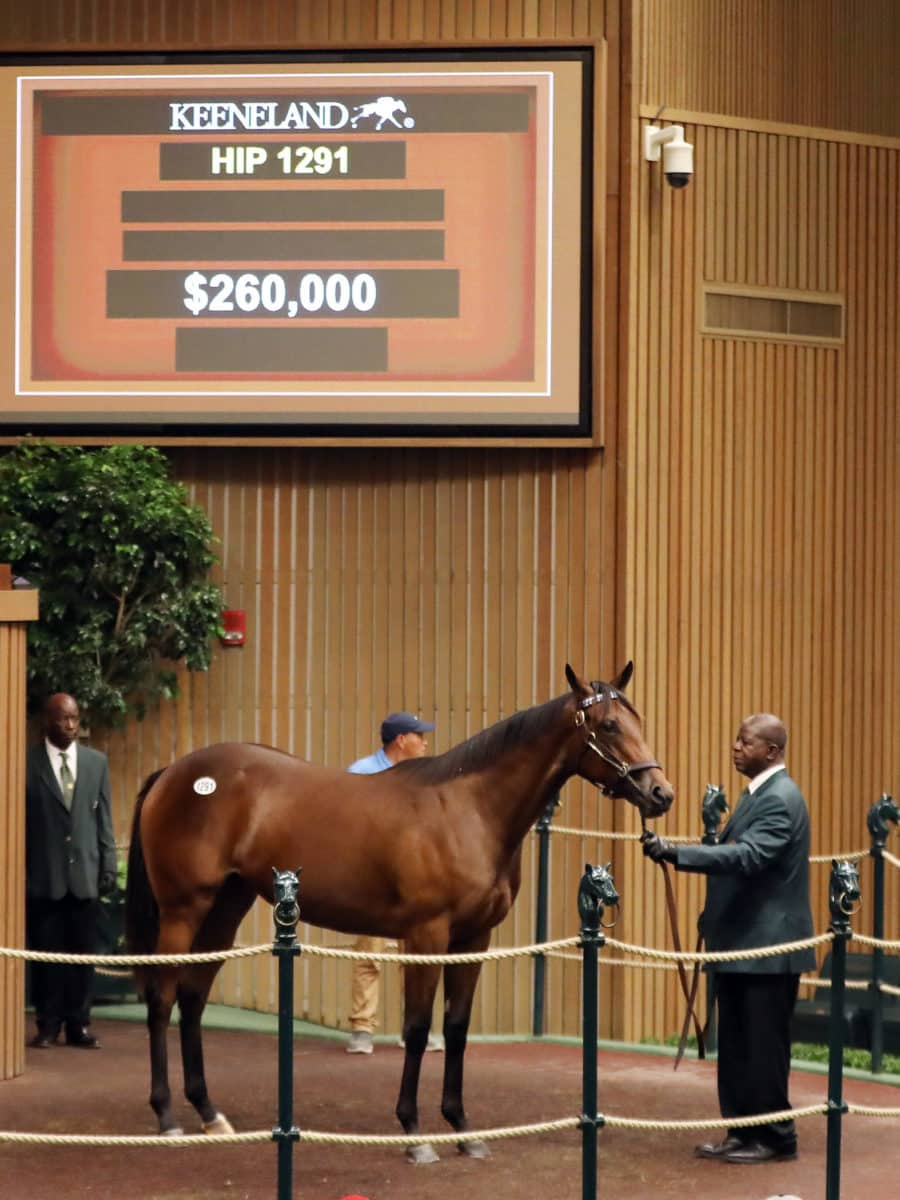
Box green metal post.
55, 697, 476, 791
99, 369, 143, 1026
866, 795, 898, 1074
825, 860, 860, 1200
578, 863, 617, 1200
871, 848, 885, 1074
532, 793, 559, 1037
271, 869, 301, 1200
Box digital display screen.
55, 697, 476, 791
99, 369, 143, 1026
0, 51, 594, 440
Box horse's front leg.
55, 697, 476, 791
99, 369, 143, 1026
440, 930, 492, 1158
396, 923, 446, 1164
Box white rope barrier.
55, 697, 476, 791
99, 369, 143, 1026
800, 976, 868, 991
546, 950, 678, 971
882, 849, 900, 870
602, 1103, 828, 1132
298, 936, 583, 964
544, 824, 879, 864
809, 849, 870, 863
0, 1130, 272, 1147
851, 933, 900, 952
9, 1100, 900, 1151
4, 931, 842, 969
0, 943, 271, 966
603, 931, 835, 965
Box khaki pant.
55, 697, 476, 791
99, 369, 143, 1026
349, 935, 385, 1033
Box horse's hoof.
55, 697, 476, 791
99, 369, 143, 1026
160, 1126, 184, 1138
458, 1138, 491, 1158
406, 1143, 440, 1165
202, 1113, 234, 1135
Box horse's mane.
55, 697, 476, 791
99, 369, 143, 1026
393, 694, 572, 785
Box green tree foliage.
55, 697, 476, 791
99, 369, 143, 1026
0, 441, 223, 727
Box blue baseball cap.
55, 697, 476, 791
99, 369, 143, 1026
381, 712, 435, 743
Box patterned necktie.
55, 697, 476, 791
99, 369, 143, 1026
59, 752, 75, 811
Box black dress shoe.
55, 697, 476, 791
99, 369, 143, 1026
694, 1135, 745, 1158
724, 1139, 797, 1164
28, 1032, 59, 1049
64, 1028, 101, 1049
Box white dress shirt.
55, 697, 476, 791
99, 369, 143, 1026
747, 762, 785, 794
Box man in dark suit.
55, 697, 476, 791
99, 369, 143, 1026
26, 693, 117, 1048
642, 713, 815, 1164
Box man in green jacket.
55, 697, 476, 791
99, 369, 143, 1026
642, 713, 815, 1164
25, 693, 117, 1049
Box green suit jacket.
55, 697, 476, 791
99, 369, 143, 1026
674, 769, 816, 974
25, 742, 117, 901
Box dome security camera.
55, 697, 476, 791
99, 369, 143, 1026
644, 124, 694, 189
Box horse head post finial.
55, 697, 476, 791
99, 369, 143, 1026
866, 794, 899, 852
828, 859, 861, 934
272, 866, 302, 945
701, 784, 728, 844
578, 863, 620, 936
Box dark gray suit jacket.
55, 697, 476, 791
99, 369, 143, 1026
25, 742, 117, 901
674, 769, 816, 974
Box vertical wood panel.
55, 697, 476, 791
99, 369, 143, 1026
628, 114, 899, 1042
640, 0, 900, 139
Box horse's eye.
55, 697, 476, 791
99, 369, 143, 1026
600, 719, 618, 734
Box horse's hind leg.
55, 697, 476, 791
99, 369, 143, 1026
178, 877, 256, 1133
145, 964, 182, 1134
146, 907, 209, 1135
440, 931, 492, 1158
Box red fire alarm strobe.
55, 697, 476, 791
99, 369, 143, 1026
220, 609, 246, 647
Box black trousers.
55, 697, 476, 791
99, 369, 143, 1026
714, 971, 800, 1150
26, 894, 99, 1035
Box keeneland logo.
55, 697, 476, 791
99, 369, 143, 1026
168, 97, 416, 132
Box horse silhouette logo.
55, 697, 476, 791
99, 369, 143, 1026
350, 96, 415, 130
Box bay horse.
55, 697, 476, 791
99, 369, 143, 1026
125, 662, 673, 1160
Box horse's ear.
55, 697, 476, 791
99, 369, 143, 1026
612, 661, 634, 691
566, 663, 588, 693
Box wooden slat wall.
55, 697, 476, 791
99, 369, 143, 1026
0, 0, 610, 47
639, 0, 900, 139
624, 116, 900, 1043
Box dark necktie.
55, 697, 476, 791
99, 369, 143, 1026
59, 753, 75, 811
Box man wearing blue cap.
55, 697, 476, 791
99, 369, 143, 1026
346, 711, 435, 776
345, 711, 438, 1054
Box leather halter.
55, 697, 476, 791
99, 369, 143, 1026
574, 688, 662, 797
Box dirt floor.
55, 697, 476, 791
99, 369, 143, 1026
1, 1018, 898, 1200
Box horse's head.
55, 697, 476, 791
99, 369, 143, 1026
565, 663, 674, 820
829, 859, 861, 921
866, 794, 900, 847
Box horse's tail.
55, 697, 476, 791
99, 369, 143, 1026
124, 768, 166, 992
